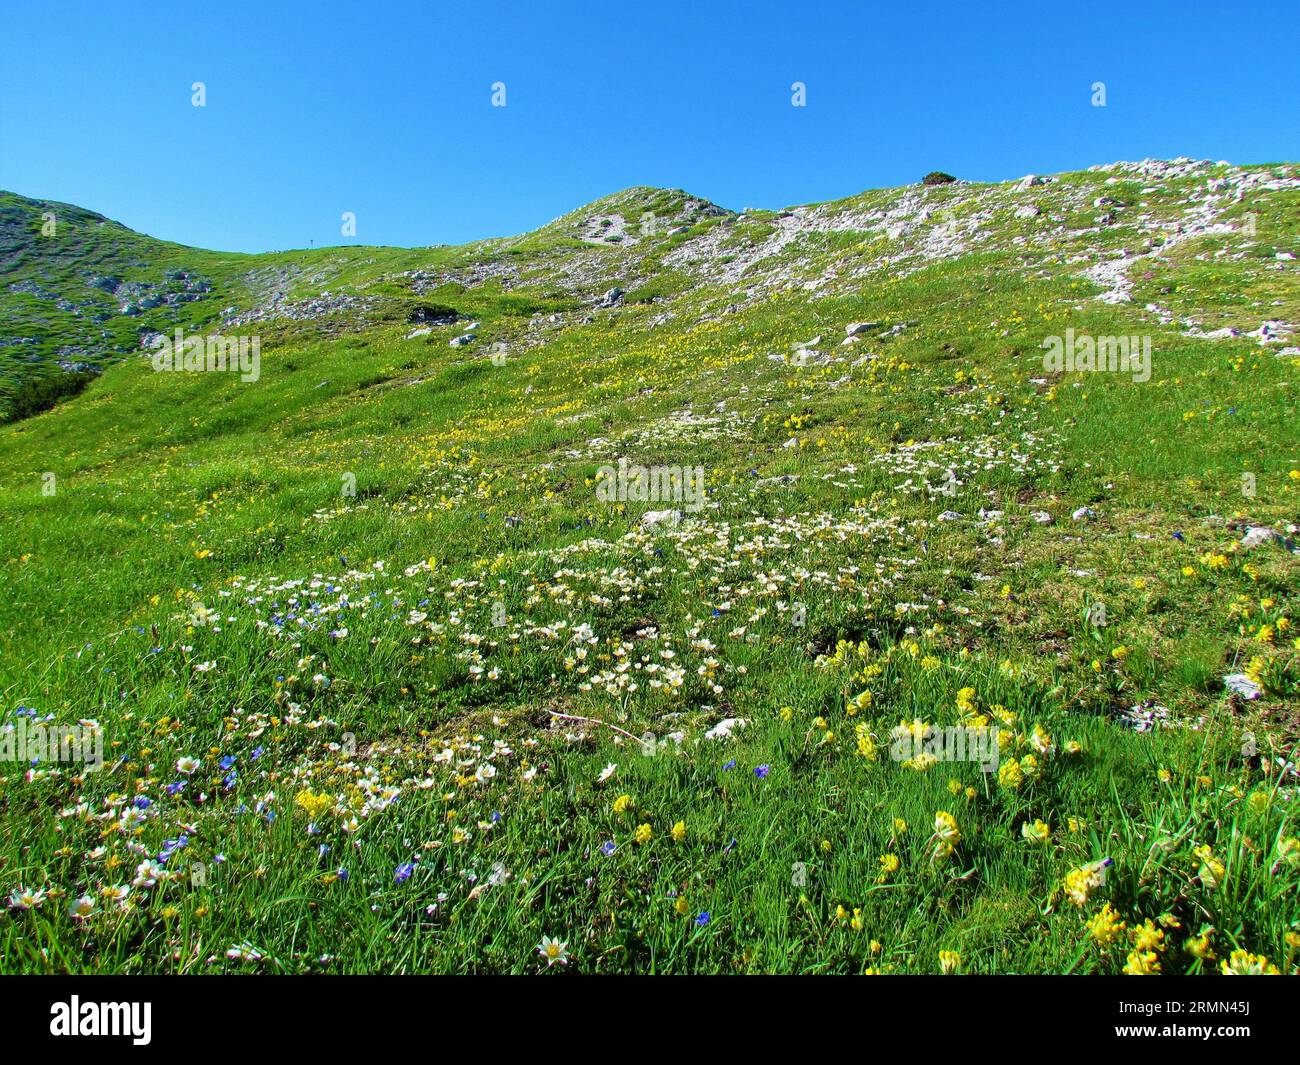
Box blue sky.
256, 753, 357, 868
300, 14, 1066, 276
2, 0, 1295, 253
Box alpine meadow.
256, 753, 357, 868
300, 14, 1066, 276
2, 6, 1299, 985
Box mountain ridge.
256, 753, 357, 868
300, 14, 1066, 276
2, 157, 1297, 422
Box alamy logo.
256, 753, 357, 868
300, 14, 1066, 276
1042, 328, 1151, 383
1, 716, 103, 771
151, 328, 261, 382
890, 723, 1000, 773
595, 458, 705, 512
50, 997, 151, 1045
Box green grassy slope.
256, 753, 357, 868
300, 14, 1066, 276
0, 160, 1298, 973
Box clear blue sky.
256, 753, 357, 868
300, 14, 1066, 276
2, 0, 1296, 253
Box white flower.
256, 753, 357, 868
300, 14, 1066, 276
118, 807, 148, 831
597, 763, 617, 784
133, 859, 165, 888
9, 887, 46, 910
69, 895, 96, 919
537, 935, 569, 967
176, 756, 202, 775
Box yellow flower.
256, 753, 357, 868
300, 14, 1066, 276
1194, 844, 1225, 889
1030, 724, 1054, 756
1063, 860, 1110, 907
938, 950, 961, 973
932, 811, 960, 863
876, 853, 900, 883
1185, 928, 1215, 961
633, 823, 652, 845
295, 789, 333, 821
855, 723, 878, 761
1021, 819, 1050, 845
997, 759, 1022, 791
893, 818, 908, 835
1123, 949, 1161, 975
1131, 920, 1165, 954
1086, 904, 1126, 947
934, 811, 960, 845
1220, 949, 1279, 975
613, 794, 633, 814
674, 896, 690, 916
671, 820, 687, 843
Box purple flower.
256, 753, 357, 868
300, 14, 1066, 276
695, 912, 711, 926
600, 840, 617, 857
722, 759, 736, 771
754, 764, 770, 779
394, 862, 416, 883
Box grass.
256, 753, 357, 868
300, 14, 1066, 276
0, 161, 1298, 974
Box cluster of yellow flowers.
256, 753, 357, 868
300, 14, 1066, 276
931, 811, 961, 864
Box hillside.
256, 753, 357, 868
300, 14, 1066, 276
1, 158, 1299, 974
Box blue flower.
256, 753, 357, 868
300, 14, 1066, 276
722, 759, 736, 771
695, 912, 711, 926
394, 862, 416, 883
754, 764, 770, 779
219, 755, 237, 770
600, 840, 617, 857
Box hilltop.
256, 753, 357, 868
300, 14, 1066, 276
6, 160, 1296, 419
1, 159, 1298, 974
